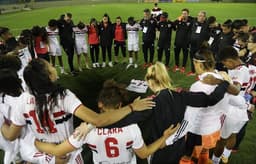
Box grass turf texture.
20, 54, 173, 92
0, 2, 256, 164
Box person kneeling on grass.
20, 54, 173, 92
34, 79, 180, 164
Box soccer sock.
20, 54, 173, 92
222, 147, 232, 158
198, 150, 209, 164
129, 57, 133, 64
212, 154, 221, 164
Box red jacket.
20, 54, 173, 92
88, 25, 99, 45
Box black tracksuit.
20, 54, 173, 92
209, 25, 222, 57
189, 20, 210, 72
99, 22, 113, 62
107, 81, 230, 164
174, 17, 193, 67
157, 20, 175, 66
58, 19, 75, 72
140, 17, 157, 63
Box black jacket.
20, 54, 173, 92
140, 17, 157, 42
58, 19, 75, 47
209, 24, 222, 56
174, 16, 193, 46
190, 19, 210, 50
113, 23, 127, 41
99, 22, 113, 46
157, 20, 175, 48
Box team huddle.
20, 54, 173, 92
0, 3, 256, 164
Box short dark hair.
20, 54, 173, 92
219, 46, 239, 61
144, 8, 150, 13
207, 16, 216, 25
222, 19, 232, 28
66, 12, 72, 18
77, 21, 85, 29
232, 19, 247, 30
48, 19, 58, 27
237, 32, 249, 43
0, 27, 9, 36
182, 8, 189, 13
250, 32, 256, 43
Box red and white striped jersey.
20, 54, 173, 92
247, 64, 256, 93
69, 124, 144, 164
10, 89, 82, 143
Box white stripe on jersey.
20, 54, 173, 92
247, 64, 256, 92
45, 27, 60, 48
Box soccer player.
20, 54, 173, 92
88, 18, 100, 68
46, 19, 66, 75
32, 26, 50, 62
156, 12, 175, 69
188, 11, 209, 76
216, 19, 235, 71
73, 21, 91, 71
0, 55, 23, 164
180, 49, 247, 164
113, 16, 127, 65
151, 3, 162, 20
173, 8, 193, 73
99, 13, 113, 68
126, 17, 141, 69
34, 79, 179, 163
140, 8, 157, 68
212, 46, 251, 164
1, 59, 154, 163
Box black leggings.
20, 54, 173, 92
174, 45, 189, 67
90, 44, 99, 63
114, 41, 126, 57
189, 48, 197, 73
101, 45, 112, 62
157, 47, 170, 66
142, 41, 154, 63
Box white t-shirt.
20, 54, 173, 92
73, 26, 88, 46
10, 89, 82, 143
69, 124, 144, 164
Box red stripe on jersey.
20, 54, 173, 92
73, 104, 83, 115
242, 82, 249, 86
53, 111, 65, 117
126, 141, 133, 146
33, 152, 44, 157
88, 143, 96, 149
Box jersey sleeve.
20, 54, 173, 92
63, 90, 82, 114
129, 124, 144, 150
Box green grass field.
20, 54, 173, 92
0, 2, 256, 164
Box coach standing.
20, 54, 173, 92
58, 13, 76, 75
188, 11, 209, 76
173, 8, 193, 73
157, 12, 175, 69
140, 8, 157, 68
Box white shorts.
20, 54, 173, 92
76, 43, 88, 55
220, 116, 247, 139
49, 45, 62, 56
128, 42, 139, 52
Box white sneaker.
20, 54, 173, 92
108, 62, 113, 67
96, 63, 100, 67
102, 62, 106, 68
134, 63, 138, 68
92, 63, 96, 68
60, 68, 68, 75
78, 67, 83, 72
126, 63, 133, 69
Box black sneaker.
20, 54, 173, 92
71, 71, 79, 76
